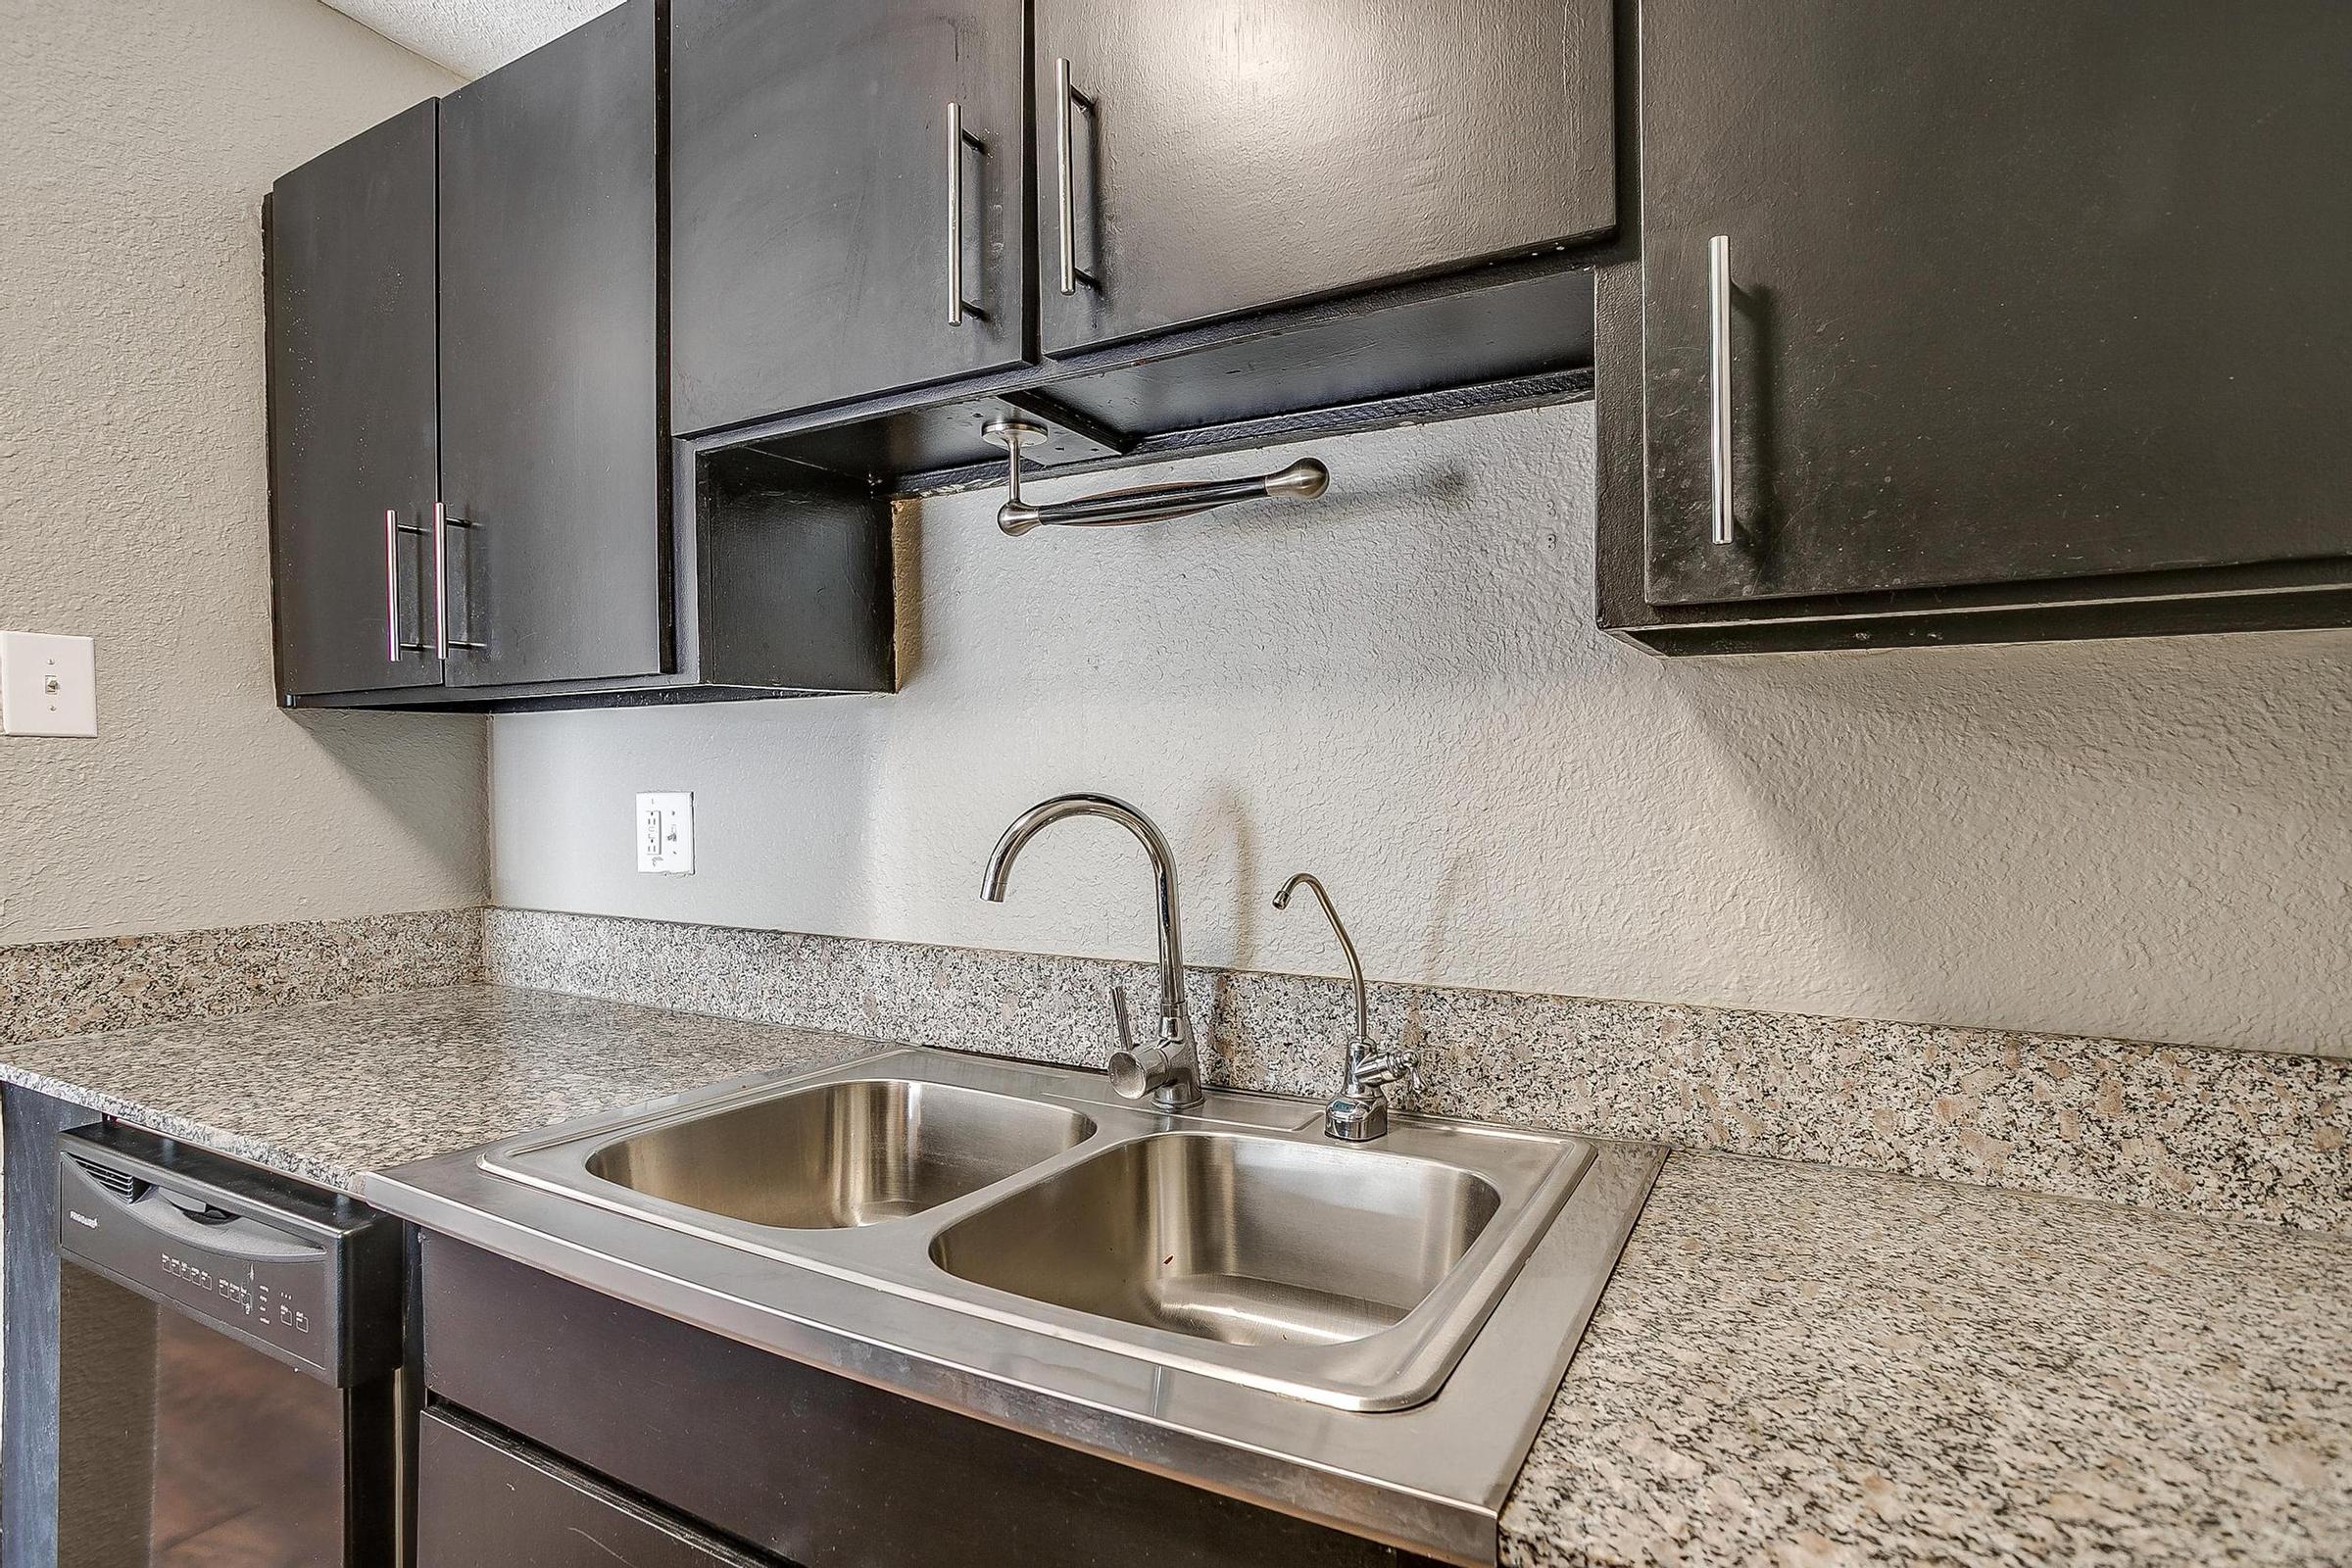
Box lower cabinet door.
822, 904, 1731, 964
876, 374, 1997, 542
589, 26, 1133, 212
417, 1408, 774, 1567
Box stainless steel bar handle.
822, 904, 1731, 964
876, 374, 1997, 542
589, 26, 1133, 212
947, 103, 967, 325
947, 103, 987, 326
384, 510, 403, 662
1054, 58, 1083, 296
432, 503, 452, 657
1708, 234, 1735, 546
383, 509, 431, 662
433, 504, 485, 656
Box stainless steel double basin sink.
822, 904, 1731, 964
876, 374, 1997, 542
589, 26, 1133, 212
480, 1048, 1594, 1411
370, 1043, 1666, 1561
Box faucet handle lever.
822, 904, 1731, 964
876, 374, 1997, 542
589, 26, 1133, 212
1357, 1048, 1421, 1100
1106, 986, 1186, 1103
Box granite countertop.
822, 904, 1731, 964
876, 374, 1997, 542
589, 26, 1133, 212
0, 983, 882, 1193
1500, 1155, 2352, 1568
5, 983, 2346, 1567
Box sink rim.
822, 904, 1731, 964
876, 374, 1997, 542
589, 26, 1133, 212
478, 1046, 1593, 1411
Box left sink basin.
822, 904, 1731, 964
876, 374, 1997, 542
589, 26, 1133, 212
582, 1078, 1095, 1229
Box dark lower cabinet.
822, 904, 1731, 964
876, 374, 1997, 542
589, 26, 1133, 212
437, 0, 667, 691
266, 100, 443, 700
669, 0, 1031, 435
1033, 0, 1615, 359
420, 1409, 776, 1567
1603, 0, 2352, 651
418, 1234, 1432, 1568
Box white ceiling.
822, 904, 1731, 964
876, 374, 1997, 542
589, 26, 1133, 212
322, 0, 620, 78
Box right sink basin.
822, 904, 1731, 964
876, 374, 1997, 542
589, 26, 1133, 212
929, 1131, 1502, 1348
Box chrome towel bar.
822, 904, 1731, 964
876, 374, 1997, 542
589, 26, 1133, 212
981, 417, 1329, 537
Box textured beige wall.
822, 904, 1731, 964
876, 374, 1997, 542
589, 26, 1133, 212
494, 402, 2352, 1057
0, 0, 485, 943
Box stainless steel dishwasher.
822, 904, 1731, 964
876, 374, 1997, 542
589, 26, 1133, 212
52, 1123, 406, 1567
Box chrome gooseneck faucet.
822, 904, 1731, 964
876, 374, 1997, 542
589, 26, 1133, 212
1273, 872, 1420, 1142
982, 795, 1203, 1111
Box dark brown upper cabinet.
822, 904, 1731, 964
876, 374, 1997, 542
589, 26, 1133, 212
1602, 0, 2352, 652
1032, 0, 1616, 360
268, 0, 895, 710
437, 0, 667, 691
267, 101, 442, 700
669, 0, 1030, 436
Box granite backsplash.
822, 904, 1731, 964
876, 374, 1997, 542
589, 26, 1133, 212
0, 908, 484, 1047
5, 906, 2339, 1235
482, 907, 2350, 1235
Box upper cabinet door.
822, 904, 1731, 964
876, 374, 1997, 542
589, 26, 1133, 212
438, 0, 667, 689
670, 0, 1029, 435
268, 102, 443, 699
1033, 0, 1615, 359
1642, 0, 2352, 607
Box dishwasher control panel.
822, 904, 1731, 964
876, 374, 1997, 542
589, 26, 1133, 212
56, 1123, 401, 1387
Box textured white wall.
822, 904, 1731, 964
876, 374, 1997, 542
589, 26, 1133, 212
492, 401, 2352, 1056
319, 0, 617, 77
0, 0, 485, 943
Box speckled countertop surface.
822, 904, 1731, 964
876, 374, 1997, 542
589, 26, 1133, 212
5, 983, 2346, 1567
0, 983, 882, 1193
1500, 1155, 2352, 1568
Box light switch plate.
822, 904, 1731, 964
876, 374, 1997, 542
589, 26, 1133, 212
636, 792, 694, 875
0, 632, 98, 738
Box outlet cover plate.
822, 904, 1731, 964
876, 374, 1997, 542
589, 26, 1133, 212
0, 632, 98, 738
637, 792, 694, 875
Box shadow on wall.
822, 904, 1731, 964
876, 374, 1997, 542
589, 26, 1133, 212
286, 710, 488, 905
1196, 779, 1263, 968
1247, 457, 1479, 541
1654, 628, 2352, 1054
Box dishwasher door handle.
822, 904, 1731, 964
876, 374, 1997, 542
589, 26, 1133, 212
129, 1182, 329, 1263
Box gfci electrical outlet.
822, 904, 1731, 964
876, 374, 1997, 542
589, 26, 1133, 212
637, 792, 695, 875
0, 632, 98, 738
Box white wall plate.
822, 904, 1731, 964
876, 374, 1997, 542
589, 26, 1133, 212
636, 792, 695, 874
0, 631, 98, 738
